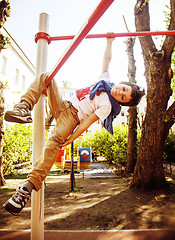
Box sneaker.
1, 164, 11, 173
4, 102, 32, 123
3, 187, 31, 216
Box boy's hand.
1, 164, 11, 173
60, 113, 99, 148
59, 138, 72, 148
106, 32, 115, 42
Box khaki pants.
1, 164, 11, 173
21, 73, 79, 191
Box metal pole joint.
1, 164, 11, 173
35, 32, 51, 44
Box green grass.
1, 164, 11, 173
4, 173, 28, 179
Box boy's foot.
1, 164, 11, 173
4, 102, 32, 123
3, 187, 31, 216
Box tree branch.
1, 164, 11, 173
134, 0, 156, 57
162, 0, 175, 60
164, 101, 175, 132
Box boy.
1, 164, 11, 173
3, 37, 145, 215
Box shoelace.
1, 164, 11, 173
14, 103, 30, 114
13, 188, 30, 203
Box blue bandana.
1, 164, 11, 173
89, 80, 121, 134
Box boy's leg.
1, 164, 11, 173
3, 76, 79, 214
27, 100, 79, 191
4, 73, 48, 123
20, 73, 48, 110
27, 70, 75, 183
3, 102, 79, 215
27, 77, 79, 190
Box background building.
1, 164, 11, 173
0, 28, 35, 110
115, 96, 146, 128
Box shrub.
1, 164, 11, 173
2, 124, 33, 175
82, 125, 128, 165
164, 133, 175, 163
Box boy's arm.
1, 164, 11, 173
60, 113, 99, 147
102, 36, 115, 73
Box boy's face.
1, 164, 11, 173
110, 83, 132, 103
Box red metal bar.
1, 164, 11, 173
45, 0, 114, 86
50, 30, 175, 41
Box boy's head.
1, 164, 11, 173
110, 82, 145, 106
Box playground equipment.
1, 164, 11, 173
79, 148, 92, 169
32, 0, 175, 239
33, 2, 115, 238
54, 147, 92, 173
36, 30, 175, 43
54, 147, 80, 172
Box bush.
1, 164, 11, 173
2, 124, 33, 175
2, 124, 50, 176
164, 133, 175, 163
111, 125, 128, 165
82, 125, 128, 165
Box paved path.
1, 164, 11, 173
164, 162, 175, 175
0, 229, 175, 240
81, 162, 115, 178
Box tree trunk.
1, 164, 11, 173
0, 81, 5, 186
125, 37, 138, 172
131, 0, 175, 190
127, 107, 137, 172
0, 0, 10, 186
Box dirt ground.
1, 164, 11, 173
0, 172, 175, 231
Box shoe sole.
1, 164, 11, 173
3, 203, 21, 216
4, 112, 32, 124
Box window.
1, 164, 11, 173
1, 56, 7, 75
22, 75, 26, 90
121, 111, 125, 117
70, 92, 74, 97
15, 69, 20, 85
62, 91, 65, 98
